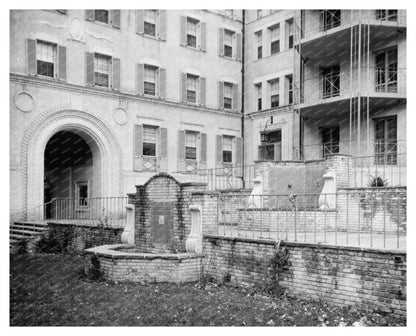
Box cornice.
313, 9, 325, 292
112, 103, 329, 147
10, 73, 243, 119
246, 106, 295, 119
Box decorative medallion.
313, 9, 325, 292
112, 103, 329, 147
68, 17, 84, 42
15, 91, 35, 112
112, 107, 128, 125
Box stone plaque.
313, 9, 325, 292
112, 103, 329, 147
150, 202, 174, 245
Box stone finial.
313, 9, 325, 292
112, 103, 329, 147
186, 205, 203, 254
319, 169, 337, 210
248, 175, 263, 208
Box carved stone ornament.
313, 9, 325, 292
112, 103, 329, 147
15, 91, 35, 112
112, 107, 128, 125
68, 17, 85, 42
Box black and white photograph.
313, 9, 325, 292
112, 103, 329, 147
7, 2, 410, 328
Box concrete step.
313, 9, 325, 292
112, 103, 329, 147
10, 224, 48, 232
9, 229, 44, 236
14, 221, 49, 228
10, 233, 32, 240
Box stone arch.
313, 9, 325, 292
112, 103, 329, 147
20, 108, 123, 217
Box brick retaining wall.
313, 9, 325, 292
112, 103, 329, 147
202, 235, 406, 317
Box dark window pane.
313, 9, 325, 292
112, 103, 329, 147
224, 97, 232, 109
257, 46, 262, 59
185, 147, 197, 160
144, 22, 156, 36
187, 34, 196, 47
78, 185, 88, 206
289, 35, 294, 49
223, 150, 232, 163
95, 72, 109, 87
144, 82, 156, 95
224, 45, 233, 57
271, 94, 279, 107
95, 10, 109, 23
271, 40, 280, 54
143, 142, 156, 156
258, 98, 262, 111
37, 60, 54, 77
187, 90, 196, 103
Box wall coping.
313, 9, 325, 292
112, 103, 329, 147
339, 187, 407, 191
202, 234, 406, 255
47, 222, 124, 230
85, 244, 204, 260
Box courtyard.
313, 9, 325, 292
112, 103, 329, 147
10, 253, 406, 326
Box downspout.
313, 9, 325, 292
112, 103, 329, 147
241, 9, 246, 188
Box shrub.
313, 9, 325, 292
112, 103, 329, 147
369, 174, 388, 187
79, 255, 104, 282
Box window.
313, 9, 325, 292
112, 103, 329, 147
224, 30, 234, 58
376, 10, 398, 21
255, 30, 262, 59
76, 181, 88, 207
143, 126, 157, 156
286, 74, 293, 104
187, 17, 198, 48
259, 130, 282, 161
144, 10, 157, 36
256, 83, 262, 111
374, 116, 397, 165
287, 19, 294, 49
95, 10, 109, 24
321, 10, 341, 31
375, 48, 398, 93
36, 40, 57, 77
224, 82, 233, 110
144, 65, 157, 96
322, 64, 340, 98
94, 54, 111, 87
222, 136, 233, 163
321, 127, 340, 156
186, 74, 198, 103
257, 10, 263, 19
270, 25, 280, 55
185, 131, 197, 160
270, 79, 279, 108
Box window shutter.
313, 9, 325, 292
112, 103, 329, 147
178, 130, 186, 171
258, 145, 266, 160
58, 45, 67, 81
159, 68, 166, 99
200, 21, 206, 51
137, 63, 144, 95
133, 125, 143, 171
85, 52, 94, 86
218, 28, 224, 56
236, 137, 243, 177
136, 10, 144, 34
200, 133, 207, 170
159, 127, 168, 172
181, 73, 187, 103
200, 77, 206, 106
180, 16, 187, 45
111, 10, 121, 28
216, 135, 223, 165
233, 83, 239, 111
274, 142, 282, 162
159, 10, 166, 40
85, 10, 95, 21
112, 58, 120, 91
218, 81, 224, 109
27, 39, 36, 75
236, 33, 242, 60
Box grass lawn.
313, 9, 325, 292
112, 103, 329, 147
10, 253, 406, 326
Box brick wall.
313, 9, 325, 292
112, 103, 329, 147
128, 173, 206, 253
202, 235, 406, 317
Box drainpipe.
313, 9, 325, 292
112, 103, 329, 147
241, 9, 246, 188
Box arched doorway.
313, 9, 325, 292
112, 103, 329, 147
44, 130, 99, 219
20, 109, 123, 220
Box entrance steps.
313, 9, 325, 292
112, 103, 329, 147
9, 221, 49, 252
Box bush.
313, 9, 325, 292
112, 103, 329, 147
79, 255, 104, 282
369, 174, 388, 187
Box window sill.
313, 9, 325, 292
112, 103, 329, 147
180, 44, 206, 53
251, 48, 294, 62
86, 19, 120, 30
137, 33, 166, 42
219, 55, 241, 62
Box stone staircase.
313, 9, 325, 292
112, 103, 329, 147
10, 221, 49, 252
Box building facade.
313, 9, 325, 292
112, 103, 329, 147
10, 9, 406, 219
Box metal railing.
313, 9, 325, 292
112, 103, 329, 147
175, 164, 256, 191
10, 197, 129, 228
214, 190, 406, 250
